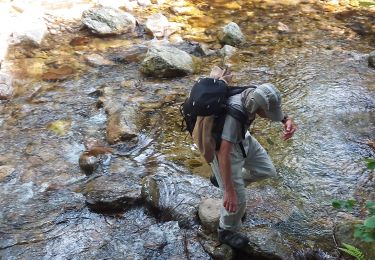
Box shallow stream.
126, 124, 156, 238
0, 0, 374, 258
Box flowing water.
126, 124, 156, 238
0, 0, 374, 258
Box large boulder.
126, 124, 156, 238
82, 6, 136, 35
140, 45, 194, 78
219, 22, 246, 47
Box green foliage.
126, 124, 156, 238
354, 201, 375, 243
365, 201, 375, 215
364, 158, 375, 170
339, 243, 365, 260
332, 199, 356, 212
332, 199, 375, 243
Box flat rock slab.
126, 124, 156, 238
141, 168, 221, 227
82, 173, 143, 213
82, 6, 136, 35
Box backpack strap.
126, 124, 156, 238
239, 141, 247, 158
227, 85, 257, 97
226, 106, 250, 139
226, 106, 250, 159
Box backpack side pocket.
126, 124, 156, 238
192, 116, 216, 163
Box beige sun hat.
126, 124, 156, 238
253, 83, 284, 122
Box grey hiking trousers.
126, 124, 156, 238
210, 132, 277, 231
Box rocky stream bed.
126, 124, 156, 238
0, 0, 374, 259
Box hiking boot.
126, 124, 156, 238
210, 174, 219, 187
218, 227, 249, 249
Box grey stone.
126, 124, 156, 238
145, 13, 171, 38
199, 233, 234, 260
106, 44, 148, 63
140, 45, 194, 78
219, 44, 237, 58
198, 198, 220, 233
106, 108, 138, 144
82, 6, 136, 35
219, 22, 245, 47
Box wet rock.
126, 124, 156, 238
141, 169, 221, 227
293, 248, 335, 259
198, 198, 221, 233
198, 232, 234, 260
173, 41, 214, 57
0, 165, 15, 181
106, 44, 148, 63
145, 13, 172, 38
0, 73, 13, 100
368, 50, 375, 68
241, 186, 321, 259
10, 15, 47, 47
85, 53, 115, 67
219, 22, 245, 47
82, 173, 142, 213
242, 227, 290, 259
78, 153, 99, 175
0, 188, 86, 253
140, 45, 194, 78
196, 43, 217, 56
106, 109, 138, 144
219, 45, 237, 59
42, 65, 75, 82
139, 221, 210, 259
82, 6, 136, 35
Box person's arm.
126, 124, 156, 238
281, 115, 297, 140
217, 139, 238, 213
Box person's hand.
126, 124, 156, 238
282, 118, 297, 140
223, 188, 238, 213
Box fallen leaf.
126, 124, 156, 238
277, 22, 290, 33
47, 120, 71, 135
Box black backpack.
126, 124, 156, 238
180, 77, 255, 156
